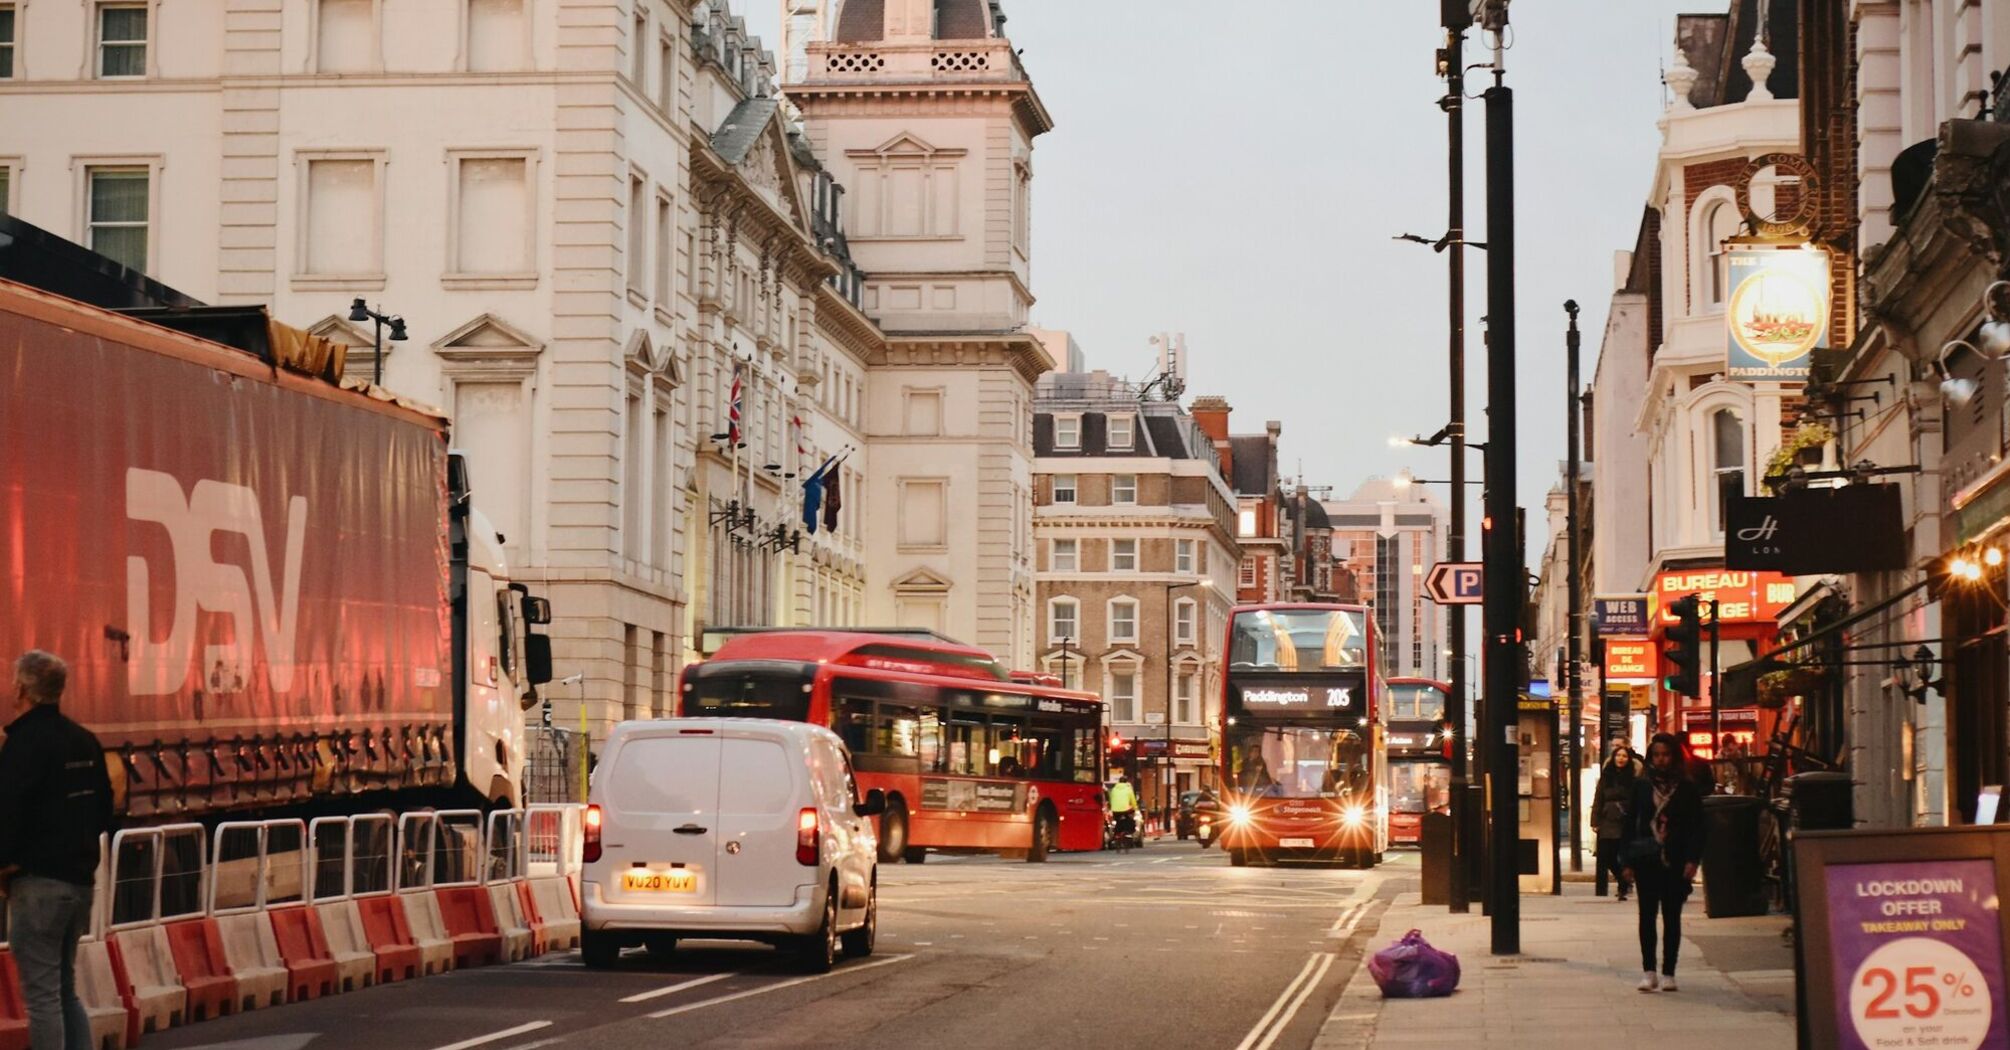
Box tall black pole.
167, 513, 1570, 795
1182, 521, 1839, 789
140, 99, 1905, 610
1564, 301, 1583, 874
1710, 599, 1722, 787
1483, 76, 1522, 956
1441, 6, 1473, 916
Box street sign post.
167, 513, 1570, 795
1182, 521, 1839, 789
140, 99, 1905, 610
1426, 561, 1484, 604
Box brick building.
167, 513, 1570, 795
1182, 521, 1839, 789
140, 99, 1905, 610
1033, 371, 1241, 806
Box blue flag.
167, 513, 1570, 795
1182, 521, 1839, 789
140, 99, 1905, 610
801, 454, 838, 534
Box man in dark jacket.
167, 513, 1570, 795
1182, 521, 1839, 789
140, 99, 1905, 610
0, 650, 117, 1050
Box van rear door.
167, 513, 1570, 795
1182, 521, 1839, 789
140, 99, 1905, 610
712, 732, 811, 908
601, 732, 721, 907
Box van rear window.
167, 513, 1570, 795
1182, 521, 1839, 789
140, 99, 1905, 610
606, 737, 719, 815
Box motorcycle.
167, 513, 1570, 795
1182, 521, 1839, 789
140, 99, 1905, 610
1104, 808, 1145, 852
1192, 799, 1220, 849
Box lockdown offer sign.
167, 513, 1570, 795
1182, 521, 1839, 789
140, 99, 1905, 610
1824, 859, 2007, 1049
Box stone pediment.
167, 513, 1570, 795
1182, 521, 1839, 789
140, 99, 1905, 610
712, 97, 812, 236
624, 329, 683, 384
305, 315, 372, 346
889, 567, 952, 593
850, 131, 966, 160
432, 313, 543, 362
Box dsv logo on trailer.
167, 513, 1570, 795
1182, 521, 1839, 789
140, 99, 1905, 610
125, 468, 307, 696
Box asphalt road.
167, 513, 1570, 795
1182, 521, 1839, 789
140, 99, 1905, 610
148, 843, 1405, 1050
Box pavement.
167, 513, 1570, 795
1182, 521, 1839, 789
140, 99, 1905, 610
143, 837, 1393, 1050
1314, 876, 1798, 1048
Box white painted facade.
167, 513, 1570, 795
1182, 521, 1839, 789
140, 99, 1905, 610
0, 0, 1051, 739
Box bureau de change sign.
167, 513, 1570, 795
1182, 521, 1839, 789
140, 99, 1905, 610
1795, 826, 2010, 1050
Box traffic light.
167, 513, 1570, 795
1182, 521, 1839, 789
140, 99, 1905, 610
1661, 595, 1702, 697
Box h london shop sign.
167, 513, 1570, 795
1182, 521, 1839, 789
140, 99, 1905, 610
1726, 486, 1905, 575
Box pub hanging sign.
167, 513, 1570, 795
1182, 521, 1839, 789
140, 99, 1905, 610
1725, 244, 1831, 381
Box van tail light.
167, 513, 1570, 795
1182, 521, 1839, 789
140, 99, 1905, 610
583, 804, 604, 864
796, 808, 819, 866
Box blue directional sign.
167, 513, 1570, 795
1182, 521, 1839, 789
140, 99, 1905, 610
1424, 561, 1483, 605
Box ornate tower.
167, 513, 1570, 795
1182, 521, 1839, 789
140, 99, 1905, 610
785, 0, 1053, 667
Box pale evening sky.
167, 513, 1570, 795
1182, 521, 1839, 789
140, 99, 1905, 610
746, 0, 1709, 556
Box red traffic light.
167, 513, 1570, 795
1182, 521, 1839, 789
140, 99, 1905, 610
1108, 732, 1125, 751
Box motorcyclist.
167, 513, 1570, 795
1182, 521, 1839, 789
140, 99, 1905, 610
1108, 773, 1139, 842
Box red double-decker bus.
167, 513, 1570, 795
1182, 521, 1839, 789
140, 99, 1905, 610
1384, 678, 1453, 847
1215, 604, 1388, 867
676, 631, 1107, 862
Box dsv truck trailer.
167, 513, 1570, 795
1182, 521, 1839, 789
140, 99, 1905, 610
0, 268, 553, 822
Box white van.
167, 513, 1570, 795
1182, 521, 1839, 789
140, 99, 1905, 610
580, 718, 885, 972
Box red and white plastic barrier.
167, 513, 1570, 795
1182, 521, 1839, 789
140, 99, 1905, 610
0, 804, 585, 1048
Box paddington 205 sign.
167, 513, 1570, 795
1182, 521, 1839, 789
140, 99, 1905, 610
1726, 244, 1831, 381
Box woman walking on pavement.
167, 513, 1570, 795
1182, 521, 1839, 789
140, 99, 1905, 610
1593, 741, 1642, 901
1621, 733, 1705, 993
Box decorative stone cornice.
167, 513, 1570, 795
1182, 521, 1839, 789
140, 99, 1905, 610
874, 332, 1055, 384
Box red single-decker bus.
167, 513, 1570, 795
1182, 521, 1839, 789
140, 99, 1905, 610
677, 631, 1107, 862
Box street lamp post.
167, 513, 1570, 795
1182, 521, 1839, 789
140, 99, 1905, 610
348, 298, 409, 387
1165, 579, 1205, 829
1480, 0, 1524, 955
1564, 301, 1584, 874
1056, 636, 1078, 690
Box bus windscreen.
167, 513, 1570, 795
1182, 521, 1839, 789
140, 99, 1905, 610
1226, 723, 1371, 798
1228, 608, 1368, 672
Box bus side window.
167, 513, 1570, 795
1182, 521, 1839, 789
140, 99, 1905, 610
990, 713, 1029, 777
834, 696, 873, 754
877, 704, 920, 757
917, 711, 943, 772
1072, 725, 1098, 783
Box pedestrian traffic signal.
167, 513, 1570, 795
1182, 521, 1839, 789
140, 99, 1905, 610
1661, 595, 1702, 697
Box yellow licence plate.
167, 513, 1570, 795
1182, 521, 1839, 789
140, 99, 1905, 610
621, 869, 697, 893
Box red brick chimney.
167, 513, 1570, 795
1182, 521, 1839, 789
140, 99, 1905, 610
1189, 395, 1233, 478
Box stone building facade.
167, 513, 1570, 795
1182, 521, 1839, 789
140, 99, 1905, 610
0, 0, 1050, 739
1032, 371, 1240, 803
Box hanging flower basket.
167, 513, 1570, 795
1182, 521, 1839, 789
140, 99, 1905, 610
1757, 667, 1825, 708
1762, 421, 1836, 493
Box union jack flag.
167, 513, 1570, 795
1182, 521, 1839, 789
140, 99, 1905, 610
727, 363, 744, 445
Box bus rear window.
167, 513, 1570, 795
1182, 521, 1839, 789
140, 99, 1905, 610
684, 672, 814, 721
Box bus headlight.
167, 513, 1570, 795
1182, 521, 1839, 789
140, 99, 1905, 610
1228, 804, 1252, 825
1342, 804, 1366, 829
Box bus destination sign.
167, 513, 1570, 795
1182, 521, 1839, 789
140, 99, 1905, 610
1231, 672, 1369, 718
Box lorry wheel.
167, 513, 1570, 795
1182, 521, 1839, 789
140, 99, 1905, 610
580, 928, 620, 969
878, 803, 909, 863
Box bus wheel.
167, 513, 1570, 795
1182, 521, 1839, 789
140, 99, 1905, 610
1229, 849, 1248, 868
878, 802, 909, 863
1027, 809, 1055, 863
902, 846, 928, 864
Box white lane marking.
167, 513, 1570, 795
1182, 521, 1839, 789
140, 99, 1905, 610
430, 1021, 554, 1050
1327, 900, 1367, 937
617, 972, 737, 1004
1253, 953, 1333, 1050
645, 954, 915, 1020
499, 1040, 567, 1050
1152, 857, 1176, 864
1233, 953, 1334, 1050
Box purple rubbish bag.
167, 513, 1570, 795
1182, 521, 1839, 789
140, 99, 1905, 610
1367, 929, 1461, 998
